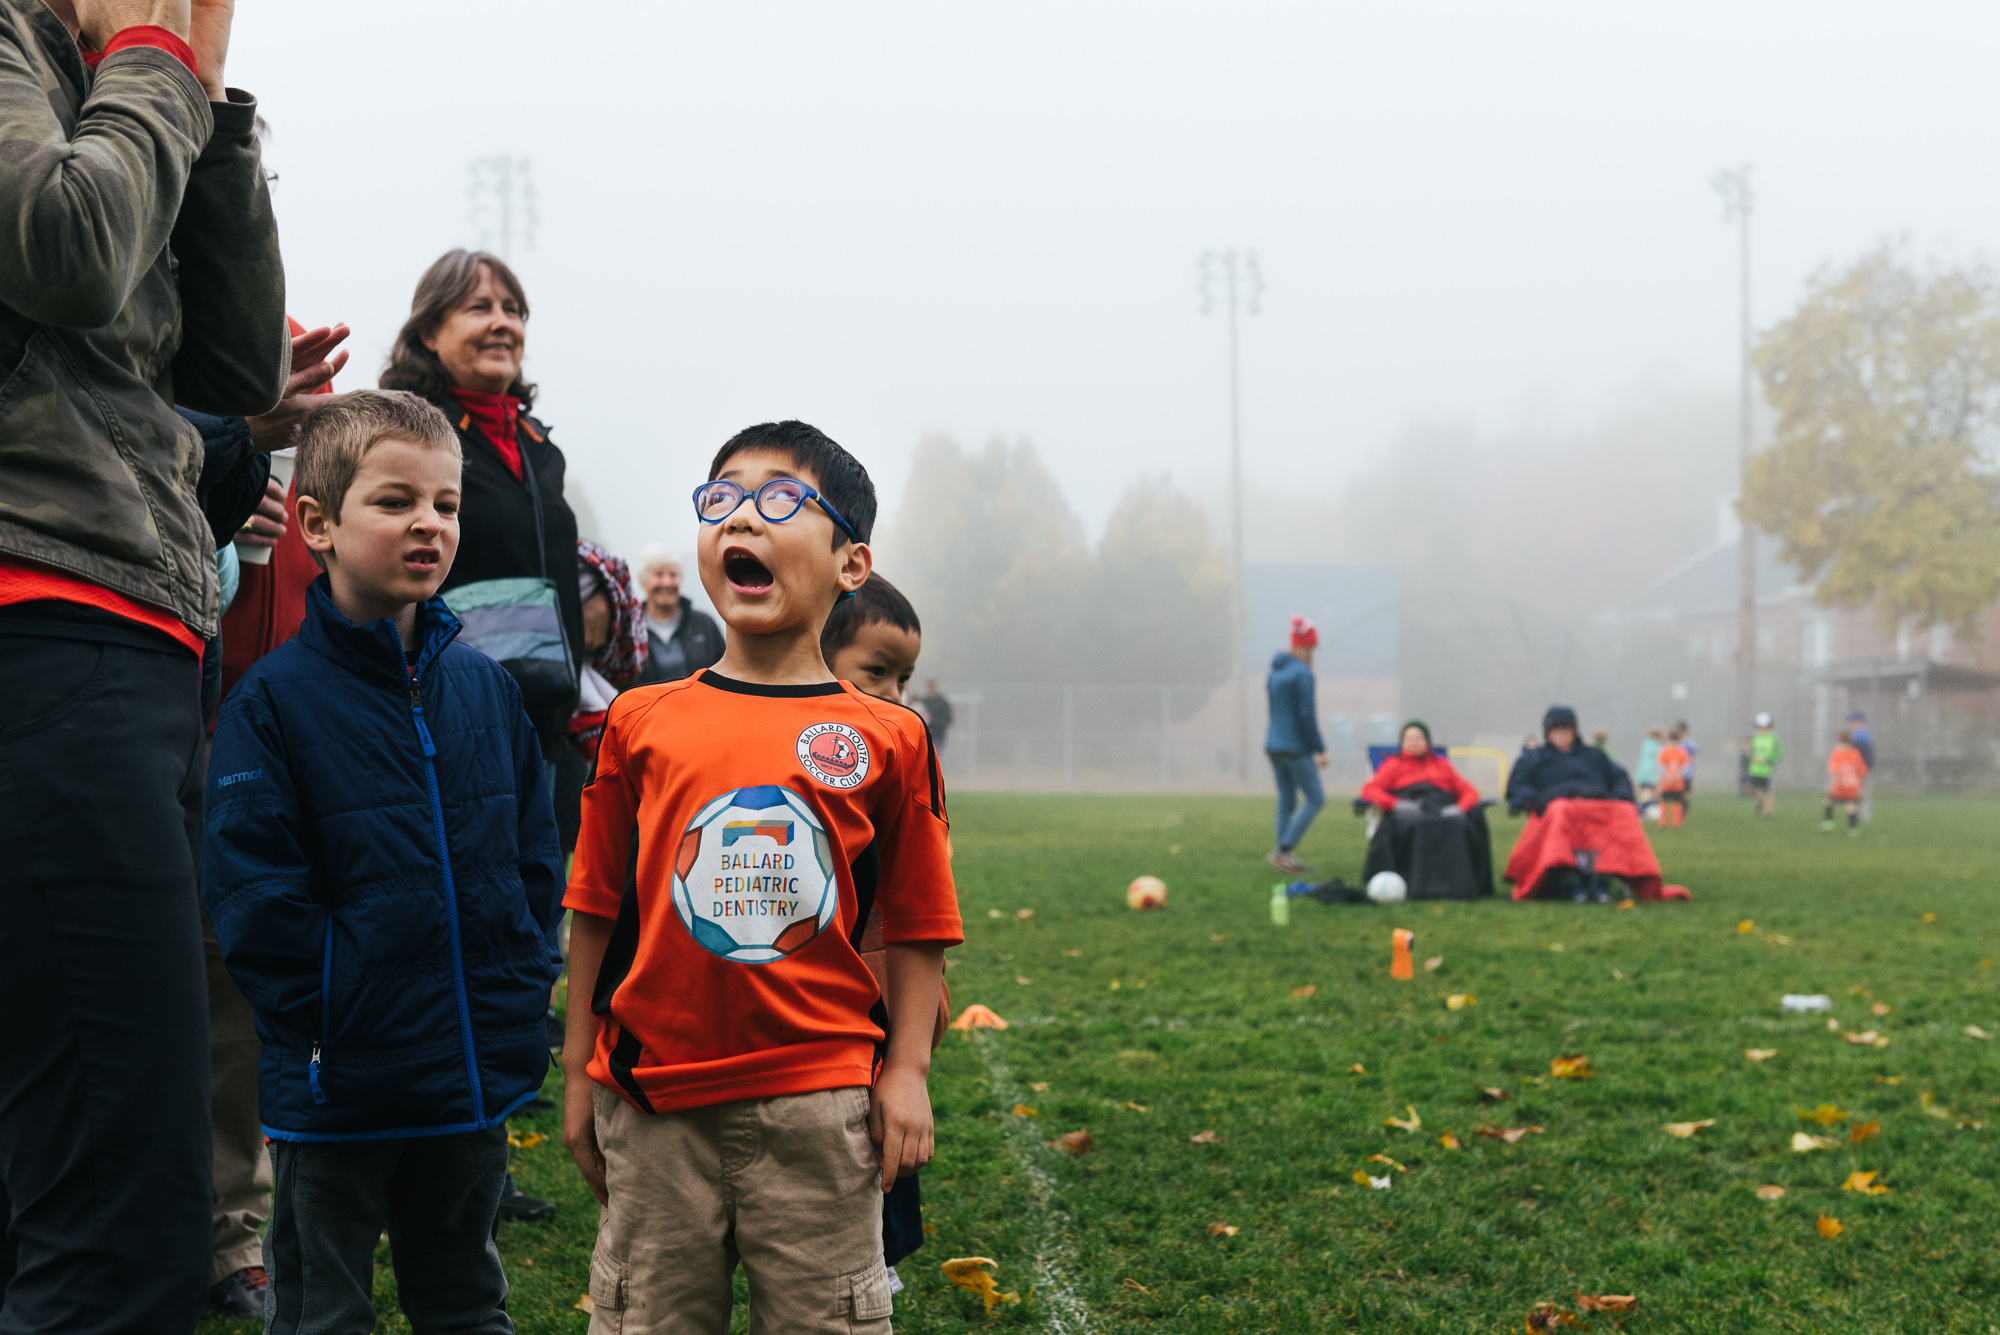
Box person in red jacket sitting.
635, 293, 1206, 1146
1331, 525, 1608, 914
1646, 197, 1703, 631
1361, 721, 1479, 813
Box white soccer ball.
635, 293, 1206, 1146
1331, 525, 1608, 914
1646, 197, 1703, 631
1366, 871, 1409, 905
1126, 875, 1169, 910
672, 784, 837, 963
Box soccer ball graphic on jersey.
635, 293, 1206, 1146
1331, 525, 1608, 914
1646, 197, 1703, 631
672, 785, 837, 963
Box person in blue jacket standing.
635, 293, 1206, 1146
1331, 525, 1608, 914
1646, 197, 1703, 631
1265, 616, 1329, 873
202, 392, 563, 1331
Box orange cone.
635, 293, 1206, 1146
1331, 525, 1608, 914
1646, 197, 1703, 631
1391, 929, 1415, 980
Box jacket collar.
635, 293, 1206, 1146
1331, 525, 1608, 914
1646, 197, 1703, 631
296, 574, 462, 689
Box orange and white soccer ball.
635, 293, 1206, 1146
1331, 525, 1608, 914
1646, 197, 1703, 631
1126, 875, 1168, 911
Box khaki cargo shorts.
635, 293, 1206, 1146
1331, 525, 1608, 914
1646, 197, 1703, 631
588, 1083, 892, 1334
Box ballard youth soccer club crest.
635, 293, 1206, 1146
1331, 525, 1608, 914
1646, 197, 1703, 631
797, 721, 869, 789
673, 785, 836, 963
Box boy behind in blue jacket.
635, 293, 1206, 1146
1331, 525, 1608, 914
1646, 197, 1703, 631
203, 391, 564, 1334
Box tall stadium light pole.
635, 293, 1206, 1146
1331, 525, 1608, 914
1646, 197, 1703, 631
1198, 249, 1262, 782
1714, 165, 1755, 733
468, 156, 539, 261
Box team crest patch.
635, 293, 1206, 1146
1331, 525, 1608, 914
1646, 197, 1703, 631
797, 722, 870, 789
673, 785, 837, 963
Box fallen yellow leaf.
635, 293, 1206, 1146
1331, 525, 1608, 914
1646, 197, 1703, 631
1920, 1092, 1953, 1121
1615, 898, 1636, 911
1766, 934, 1792, 946
1871, 1002, 1892, 1016
1446, 994, 1477, 1010
1816, 1214, 1844, 1239
1291, 984, 1317, 998
1663, 1118, 1716, 1138
1122, 1278, 1152, 1294
1423, 955, 1444, 971
1384, 1105, 1422, 1133
1348, 1063, 1367, 1074
1827, 1017, 1842, 1032
951, 1004, 1009, 1031
1848, 1118, 1880, 1143
1011, 1104, 1037, 1118
1123, 1101, 1150, 1112
1546, 942, 1566, 952
1922, 912, 1939, 923
1966, 1026, 1992, 1040
1015, 908, 1034, 921
1755, 1184, 1786, 1201
1798, 1103, 1848, 1125
1576, 1294, 1638, 1313
1439, 1131, 1462, 1149
1737, 919, 1756, 934
1842, 1030, 1889, 1048
1477, 1125, 1545, 1144
1841, 1170, 1889, 1195
1368, 1153, 1407, 1172
1745, 1049, 1779, 1062
574, 1293, 594, 1313
1550, 1053, 1594, 1079
1479, 1085, 1511, 1102
506, 1131, 546, 1150
1209, 933, 1227, 942
1014, 976, 1032, 986
1207, 1221, 1238, 1236
1792, 1132, 1841, 1152
1527, 1300, 1576, 1332
941, 1257, 1019, 1315
1188, 1129, 1219, 1143
1028, 1081, 1050, 1092
1351, 1168, 1373, 1185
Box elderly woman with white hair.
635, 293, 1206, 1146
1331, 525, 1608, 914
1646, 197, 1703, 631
633, 543, 724, 685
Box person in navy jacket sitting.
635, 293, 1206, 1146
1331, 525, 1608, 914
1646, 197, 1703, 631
202, 392, 563, 1331
1507, 705, 1635, 814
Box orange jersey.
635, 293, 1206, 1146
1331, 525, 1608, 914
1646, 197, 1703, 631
1656, 743, 1691, 792
565, 671, 961, 1113
1826, 743, 1867, 801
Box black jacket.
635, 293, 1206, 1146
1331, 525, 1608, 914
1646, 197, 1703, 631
1506, 742, 1635, 812
632, 598, 724, 686
431, 393, 583, 739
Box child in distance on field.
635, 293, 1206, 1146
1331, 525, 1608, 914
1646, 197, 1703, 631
1656, 728, 1692, 828
1634, 725, 1665, 821
562, 422, 960, 1334
1824, 728, 1868, 836
202, 391, 565, 1331
1748, 713, 1783, 817
821, 571, 950, 1283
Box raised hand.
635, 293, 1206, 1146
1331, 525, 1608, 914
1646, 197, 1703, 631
187, 0, 233, 99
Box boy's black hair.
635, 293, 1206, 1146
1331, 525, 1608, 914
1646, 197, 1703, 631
709, 420, 876, 549
821, 572, 920, 657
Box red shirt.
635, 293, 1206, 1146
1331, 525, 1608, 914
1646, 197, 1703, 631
0, 556, 203, 656
449, 389, 524, 481
1657, 743, 1691, 793
1360, 750, 1480, 811
1827, 744, 1867, 801
565, 672, 962, 1113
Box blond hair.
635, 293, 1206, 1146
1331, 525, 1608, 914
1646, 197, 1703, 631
295, 390, 461, 524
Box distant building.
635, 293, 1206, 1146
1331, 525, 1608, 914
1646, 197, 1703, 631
1595, 532, 1999, 789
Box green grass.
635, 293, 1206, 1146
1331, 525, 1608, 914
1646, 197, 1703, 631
201, 790, 2000, 1333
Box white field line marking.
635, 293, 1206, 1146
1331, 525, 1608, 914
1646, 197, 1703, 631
976, 1031, 1090, 1333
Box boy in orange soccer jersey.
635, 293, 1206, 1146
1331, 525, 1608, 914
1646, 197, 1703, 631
1823, 728, 1868, 836
1656, 728, 1692, 827
562, 422, 959, 1333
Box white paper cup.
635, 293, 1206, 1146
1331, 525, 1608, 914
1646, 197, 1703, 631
236, 448, 296, 565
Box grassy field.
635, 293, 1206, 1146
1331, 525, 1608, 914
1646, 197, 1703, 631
202, 789, 1999, 1333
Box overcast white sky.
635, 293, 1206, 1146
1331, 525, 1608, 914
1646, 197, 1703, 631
231, 0, 1998, 563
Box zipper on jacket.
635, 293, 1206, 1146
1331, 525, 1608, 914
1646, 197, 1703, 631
309, 925, 332, 1105
410, 677, 487, 1121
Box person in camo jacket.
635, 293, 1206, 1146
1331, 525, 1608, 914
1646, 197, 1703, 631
0, 0, 289, 1326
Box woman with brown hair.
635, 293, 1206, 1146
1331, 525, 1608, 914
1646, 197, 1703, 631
382, 249, 583, 761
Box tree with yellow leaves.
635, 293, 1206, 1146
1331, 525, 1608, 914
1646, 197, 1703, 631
1743, 244, 2000, 634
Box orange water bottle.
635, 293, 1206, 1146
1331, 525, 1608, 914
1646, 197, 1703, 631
1391, 928, 1415, 980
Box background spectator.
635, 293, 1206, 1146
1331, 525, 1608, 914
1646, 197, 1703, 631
381, 248, 583, 758
1265, 616, 1328, 874
916, 679, 954, 748
632, 543, 724, 685
0, 3, 289, 1326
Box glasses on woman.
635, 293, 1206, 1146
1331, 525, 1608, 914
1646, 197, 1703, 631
690, 477, 859, 543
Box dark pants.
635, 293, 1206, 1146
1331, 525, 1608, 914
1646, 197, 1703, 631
0, 618, 211, 1332
265, 1129, 512, 1335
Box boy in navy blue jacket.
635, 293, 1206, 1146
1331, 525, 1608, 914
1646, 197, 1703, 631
203, 391, 564, 1333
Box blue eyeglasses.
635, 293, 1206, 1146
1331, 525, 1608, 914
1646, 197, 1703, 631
691, 477, 859, 544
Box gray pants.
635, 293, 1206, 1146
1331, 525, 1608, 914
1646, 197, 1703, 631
265, 1127, 512, 1335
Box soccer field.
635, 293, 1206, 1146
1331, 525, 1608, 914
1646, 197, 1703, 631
208, 790, 2000, 1333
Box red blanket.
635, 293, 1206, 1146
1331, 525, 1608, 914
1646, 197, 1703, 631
1504, 798, 1663, 901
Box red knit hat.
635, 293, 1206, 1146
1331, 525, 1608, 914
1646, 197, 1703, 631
1289, 615, 1318, 650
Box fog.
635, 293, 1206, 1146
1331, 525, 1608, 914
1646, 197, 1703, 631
228, 1, 2000, 781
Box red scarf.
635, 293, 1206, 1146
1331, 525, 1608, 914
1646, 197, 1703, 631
450, 389, 524, 481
